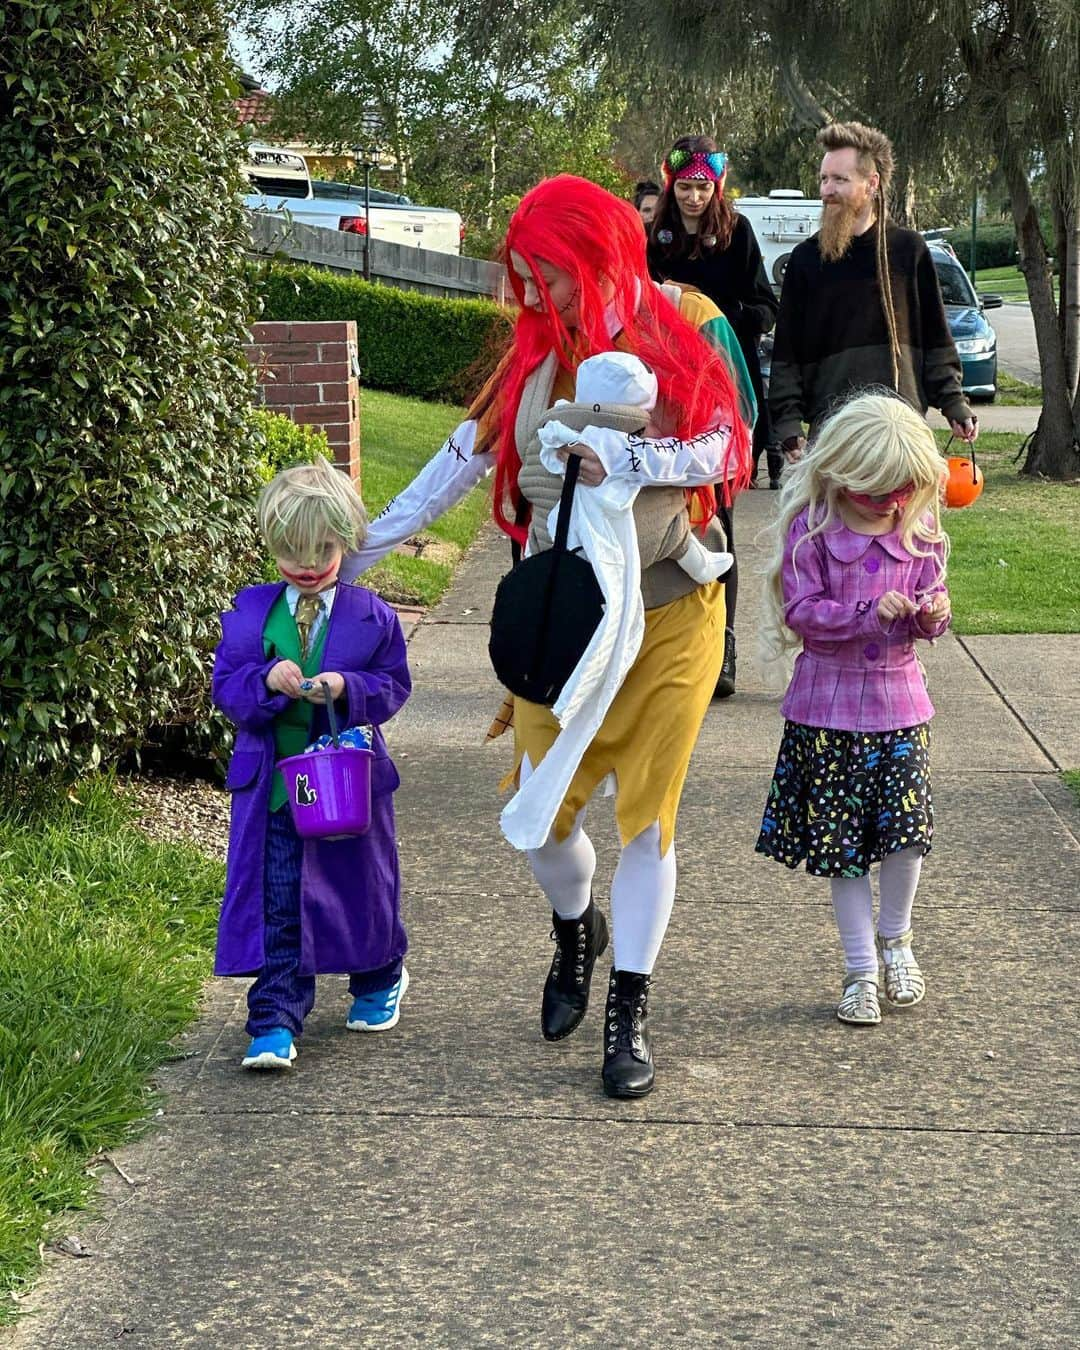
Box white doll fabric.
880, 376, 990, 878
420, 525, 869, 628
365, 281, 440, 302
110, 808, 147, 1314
500, 353, 655, 851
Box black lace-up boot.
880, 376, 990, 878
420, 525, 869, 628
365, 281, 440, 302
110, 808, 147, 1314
541, 902, 609, 1041
714, 626, 737, 699
601, 968, 655, 1098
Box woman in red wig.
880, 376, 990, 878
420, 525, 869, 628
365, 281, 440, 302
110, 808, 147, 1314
340, 175, 751, 1098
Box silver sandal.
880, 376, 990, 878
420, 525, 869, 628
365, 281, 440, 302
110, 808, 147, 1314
877, 930, 926, 1006
837, 971, 881, 1025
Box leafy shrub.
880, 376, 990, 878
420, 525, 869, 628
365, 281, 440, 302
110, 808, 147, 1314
252, 407, 332, 481
949, 221, 1053, 272
0, 1, 263, 776
257, 262, 513, 403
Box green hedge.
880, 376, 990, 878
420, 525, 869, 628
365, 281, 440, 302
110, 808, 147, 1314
0, 0, 262, 777
950, 222, 1054, 272
257, 262, 513, 403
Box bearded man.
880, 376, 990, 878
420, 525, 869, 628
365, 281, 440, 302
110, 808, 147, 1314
769, 122, 978, 455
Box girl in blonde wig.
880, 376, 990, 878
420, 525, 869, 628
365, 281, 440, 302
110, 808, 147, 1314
755, 392, 951, 1026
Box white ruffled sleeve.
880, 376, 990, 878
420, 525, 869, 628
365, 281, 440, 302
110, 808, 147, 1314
573, 421, 735, 486
339, 421, 493, 582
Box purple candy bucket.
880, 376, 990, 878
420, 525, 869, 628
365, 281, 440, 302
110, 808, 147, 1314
278, 680, 373, 839
278, 746, 374, 839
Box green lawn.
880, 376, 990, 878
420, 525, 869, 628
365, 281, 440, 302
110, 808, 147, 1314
1062, 770, 1080, 806
0, 779, 223, 1318
995, 371, 1043, 407
936, 430, 1080, 634
970, 264, 1057, 304
359, 389, 490, 607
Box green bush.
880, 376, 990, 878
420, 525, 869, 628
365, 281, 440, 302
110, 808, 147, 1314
0, 1, 263, 777
257, 262, 513, 403
252, 407, 331, 481
950, 221, 1054, 272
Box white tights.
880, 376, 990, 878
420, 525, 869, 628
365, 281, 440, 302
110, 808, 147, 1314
829, 847, 924, 973
521, 755, 676, 975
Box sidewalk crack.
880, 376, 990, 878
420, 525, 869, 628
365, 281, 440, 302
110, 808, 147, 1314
953, 635, 1060, 770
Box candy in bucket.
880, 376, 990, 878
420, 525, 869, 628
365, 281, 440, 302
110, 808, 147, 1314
277, 681, 374, 839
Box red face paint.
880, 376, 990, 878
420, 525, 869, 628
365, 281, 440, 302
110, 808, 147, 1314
279, 558, 339, 589
845, 483, 915, 515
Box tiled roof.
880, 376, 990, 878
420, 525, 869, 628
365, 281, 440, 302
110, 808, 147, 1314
236, 89, 272, 126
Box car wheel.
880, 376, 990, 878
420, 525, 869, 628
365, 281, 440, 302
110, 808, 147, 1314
772, 253, 791, 286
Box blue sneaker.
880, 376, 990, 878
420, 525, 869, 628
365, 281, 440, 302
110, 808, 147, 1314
346, 967, 410, 1032
241, 1027, 297, 1069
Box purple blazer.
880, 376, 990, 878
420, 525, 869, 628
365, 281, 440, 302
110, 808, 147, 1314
211, 581, 411, 977
780, 508, 950, 733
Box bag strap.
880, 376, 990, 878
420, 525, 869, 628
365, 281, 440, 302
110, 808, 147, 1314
551, 453, 581, 555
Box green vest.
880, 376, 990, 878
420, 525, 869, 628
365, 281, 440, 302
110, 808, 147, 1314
263, 592, 330, 812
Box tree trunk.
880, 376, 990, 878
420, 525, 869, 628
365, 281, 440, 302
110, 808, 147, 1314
774, 54, 832, 129
1002, 146, 1080, 477
1053, 188, 1080, 401
484, 118, 497, 232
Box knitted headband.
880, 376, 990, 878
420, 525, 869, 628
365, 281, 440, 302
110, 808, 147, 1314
662, 149, 728, 189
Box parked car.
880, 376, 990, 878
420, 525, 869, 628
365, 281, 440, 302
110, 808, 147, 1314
242, 146, 464, 256
927, 240, 1003, 402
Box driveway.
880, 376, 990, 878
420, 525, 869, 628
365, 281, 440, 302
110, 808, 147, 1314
987, 303, 1040, 384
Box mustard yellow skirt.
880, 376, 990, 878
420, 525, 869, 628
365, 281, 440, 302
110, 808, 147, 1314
502, 582, 726, 853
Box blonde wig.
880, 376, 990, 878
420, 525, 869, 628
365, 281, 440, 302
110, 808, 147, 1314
760, 391, 949, 663
257, 455, 367, 563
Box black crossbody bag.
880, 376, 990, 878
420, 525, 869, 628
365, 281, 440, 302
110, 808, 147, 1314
488, 454, 604, 706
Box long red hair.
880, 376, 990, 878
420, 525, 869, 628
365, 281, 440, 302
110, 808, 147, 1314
474, 175, 751, 543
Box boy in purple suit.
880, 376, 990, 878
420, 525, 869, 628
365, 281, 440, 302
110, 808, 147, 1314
212, 457, 412, 1069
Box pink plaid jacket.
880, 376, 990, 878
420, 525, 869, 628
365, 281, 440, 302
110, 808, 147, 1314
780, 508, 950, 733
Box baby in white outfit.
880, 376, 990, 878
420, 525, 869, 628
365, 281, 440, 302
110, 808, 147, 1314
537, 351, 733, 584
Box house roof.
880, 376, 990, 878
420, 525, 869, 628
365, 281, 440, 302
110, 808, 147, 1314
236, 87, 273, 127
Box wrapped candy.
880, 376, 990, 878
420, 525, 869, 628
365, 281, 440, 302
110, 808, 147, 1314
304, 724, 374, 753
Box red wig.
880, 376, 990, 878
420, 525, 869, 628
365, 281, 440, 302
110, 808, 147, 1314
479, 174, 751, 543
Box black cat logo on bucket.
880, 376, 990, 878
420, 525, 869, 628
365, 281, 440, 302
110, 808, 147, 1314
294, 774, 318, 807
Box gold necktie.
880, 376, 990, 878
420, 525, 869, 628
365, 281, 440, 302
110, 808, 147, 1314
294, 593, 323, 657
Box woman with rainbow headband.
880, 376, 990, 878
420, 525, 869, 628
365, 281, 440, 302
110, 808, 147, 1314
340, 174, 751, 1098
648, 134, 780, 698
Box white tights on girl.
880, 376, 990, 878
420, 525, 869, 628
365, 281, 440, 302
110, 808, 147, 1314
521, 755, 676, 975
829, 847, 924, 972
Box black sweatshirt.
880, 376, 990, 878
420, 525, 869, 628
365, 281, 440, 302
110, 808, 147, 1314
648, 212, 779, 445
768, 223, 972, 441
647, 213, 778, 344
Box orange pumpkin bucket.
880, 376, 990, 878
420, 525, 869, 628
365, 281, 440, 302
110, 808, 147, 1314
944, 446, 984, 509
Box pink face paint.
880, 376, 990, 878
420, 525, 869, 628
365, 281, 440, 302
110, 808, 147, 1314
845, 483, 915, 515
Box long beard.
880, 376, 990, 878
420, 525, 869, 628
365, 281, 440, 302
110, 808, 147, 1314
819, 199, 863, 262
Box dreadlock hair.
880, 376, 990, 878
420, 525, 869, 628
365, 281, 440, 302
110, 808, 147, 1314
817, 121, 901, 390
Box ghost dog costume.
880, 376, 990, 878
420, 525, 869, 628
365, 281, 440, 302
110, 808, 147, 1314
499, 353, 731, 852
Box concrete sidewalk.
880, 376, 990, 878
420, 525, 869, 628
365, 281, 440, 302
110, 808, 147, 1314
8, 492, 1078, 1347
927, 404, 1039, 434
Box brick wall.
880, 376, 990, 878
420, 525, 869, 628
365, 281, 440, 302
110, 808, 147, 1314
245, 321, 361, 482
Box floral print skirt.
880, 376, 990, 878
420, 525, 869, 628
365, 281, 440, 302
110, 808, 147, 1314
756, 720, 933, 877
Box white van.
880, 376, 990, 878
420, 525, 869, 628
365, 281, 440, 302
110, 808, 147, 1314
734, 190, 822, 288
243, 145, 463, 256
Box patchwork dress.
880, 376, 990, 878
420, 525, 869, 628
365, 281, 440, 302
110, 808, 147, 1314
756, 509, 950, 877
